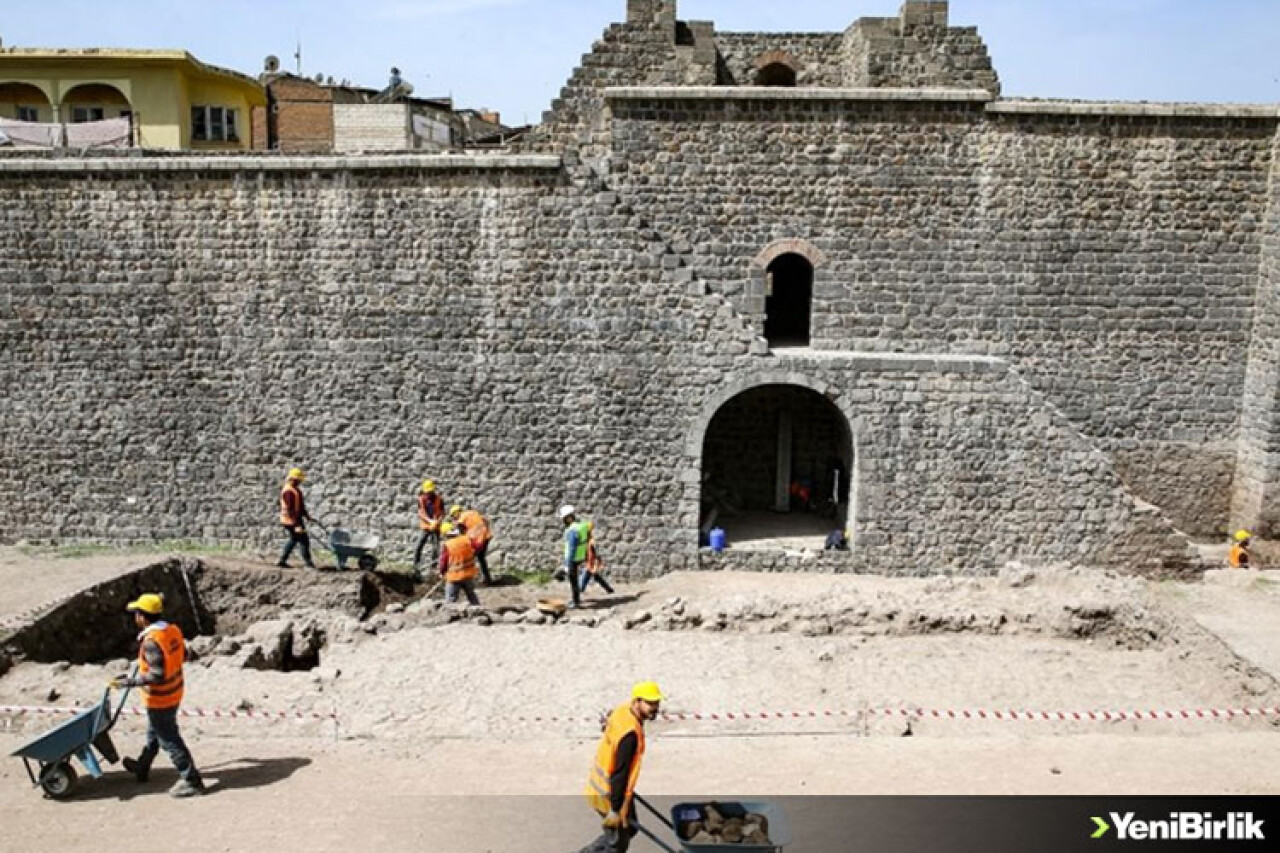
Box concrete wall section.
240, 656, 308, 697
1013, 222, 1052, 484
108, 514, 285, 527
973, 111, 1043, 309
333, 103, 409, 152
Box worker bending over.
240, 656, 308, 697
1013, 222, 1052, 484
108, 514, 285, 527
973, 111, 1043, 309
455, 506, 495, 585
438, 522, 481, 605
113, 594, 205, 798
579, 681, 665, 853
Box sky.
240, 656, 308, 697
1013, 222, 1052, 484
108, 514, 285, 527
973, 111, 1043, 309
2, 0, 1278, 126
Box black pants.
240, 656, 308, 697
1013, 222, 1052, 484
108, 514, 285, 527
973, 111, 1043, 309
279, 525, 314, 567
137, 706, 202, 784
475, 542, 493, 584
413, 530, 440, 570
567, 560, 583, 607
578, 567, 615, 595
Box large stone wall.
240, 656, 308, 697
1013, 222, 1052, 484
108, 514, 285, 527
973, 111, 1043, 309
0, 149, 1200, 576
604, 89, 1277, 535
1232, 134, 1280, 534
2, 0, 1276, 576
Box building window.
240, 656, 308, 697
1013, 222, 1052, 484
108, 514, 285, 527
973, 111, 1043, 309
71, 106, 105, 123
16, 106, 40, 123
764, 253, 814, 347
191, 106, 239, 142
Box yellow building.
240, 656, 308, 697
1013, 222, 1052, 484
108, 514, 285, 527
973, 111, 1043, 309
0, 48, 265, 150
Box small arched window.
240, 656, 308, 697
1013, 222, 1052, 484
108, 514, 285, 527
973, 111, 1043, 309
764, 253, 813, 347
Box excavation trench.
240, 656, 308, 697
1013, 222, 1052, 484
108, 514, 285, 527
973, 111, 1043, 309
0, 558, 414, 672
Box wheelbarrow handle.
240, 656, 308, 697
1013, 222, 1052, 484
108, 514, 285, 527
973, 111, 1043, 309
104, 664, 138, 730
635, 794, 676, 831
633, 820, 680, 853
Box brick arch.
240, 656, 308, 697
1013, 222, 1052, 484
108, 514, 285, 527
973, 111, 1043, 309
750, 238, 826, 272
753, 50, 803, 72
684, 371, 861, 459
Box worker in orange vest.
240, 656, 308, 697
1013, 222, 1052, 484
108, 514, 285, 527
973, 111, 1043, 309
277, 467, 316, 570
438, 522, 481, 605
455, 506, 495, 585
112, 594, 205, 797
580, 681, 665, 853
413, 480, 447, 576
1229, 529, 1253, 569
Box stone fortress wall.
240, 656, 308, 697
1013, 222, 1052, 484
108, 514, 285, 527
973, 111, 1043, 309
1, 1, 1277, 577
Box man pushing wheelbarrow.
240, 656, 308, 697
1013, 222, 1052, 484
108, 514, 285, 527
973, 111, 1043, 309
111, 593, 206, 798
577, 681, 665, 853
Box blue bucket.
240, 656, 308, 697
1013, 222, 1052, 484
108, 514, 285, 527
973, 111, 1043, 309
709, 527, 726, 553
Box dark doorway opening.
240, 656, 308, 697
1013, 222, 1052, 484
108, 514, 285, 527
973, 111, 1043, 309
700, 384, 852, 550
756, 63, 797, 87
764, 253, 813, 347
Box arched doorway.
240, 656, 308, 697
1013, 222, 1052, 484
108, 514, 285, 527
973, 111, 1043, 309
0, 82, 53, 123
764, 253, 813, 347
755, 63, 797, 87
700, 383, 853, 550
61, 83, 131, 123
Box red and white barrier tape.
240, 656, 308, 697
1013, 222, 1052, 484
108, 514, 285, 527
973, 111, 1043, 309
0, 704, 337, 722
514, 706, 1280, 725
4, 704, 1278, 727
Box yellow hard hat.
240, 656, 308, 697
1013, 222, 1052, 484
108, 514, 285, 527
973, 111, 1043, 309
422, 480, 436, 493
287, 467, 305, 482
631, 681, 665, 703
126, 593, 164, 616
450, 505, 463, 517
1234, 529, 1252, 542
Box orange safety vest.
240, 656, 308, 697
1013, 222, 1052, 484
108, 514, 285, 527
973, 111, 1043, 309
1229, 544, 1250, 568
137, 622, 185, 711
419, 492, 445, 531
459, 510, 491, 546
442, 535, 479, 584
584, 703, 646, 824
280, 483, 304, 527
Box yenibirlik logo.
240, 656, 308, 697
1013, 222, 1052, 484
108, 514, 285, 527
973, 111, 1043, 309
1090, 812, 1265, 842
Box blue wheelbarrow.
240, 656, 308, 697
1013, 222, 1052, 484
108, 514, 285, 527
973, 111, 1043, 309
313, 521, 381, 571
11, 683, 131, 799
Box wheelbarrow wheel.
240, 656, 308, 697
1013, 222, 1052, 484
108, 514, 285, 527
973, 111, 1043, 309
357, 554, 378, 572
40, 761, 77, 799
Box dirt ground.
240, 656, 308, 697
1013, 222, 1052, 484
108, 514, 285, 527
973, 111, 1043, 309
2, 547, 1279, 852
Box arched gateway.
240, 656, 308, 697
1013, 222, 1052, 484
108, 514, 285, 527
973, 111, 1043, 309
690, 375, 856, 551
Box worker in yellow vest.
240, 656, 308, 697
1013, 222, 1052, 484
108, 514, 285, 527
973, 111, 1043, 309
112, 593, 205, 797
580, 681, 665, 852
438, 522, 481, 605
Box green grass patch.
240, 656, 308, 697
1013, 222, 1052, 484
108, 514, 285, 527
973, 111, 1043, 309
18, 540, 247, 560
506, 567, 555, 587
